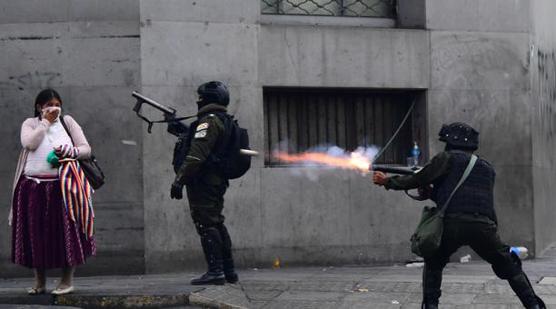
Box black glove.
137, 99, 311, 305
170, 182, 184, 200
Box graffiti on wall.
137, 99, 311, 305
535, 49, 556, 162
0, 71, 62, 91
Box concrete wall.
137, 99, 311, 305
530, 0, 556, 256
139, 0, 262, 272
0, 0, 144, 276
140, 0, 431, 272
426, 0, 536, 253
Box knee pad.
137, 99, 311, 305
194, 221, 218, 236
196, 224, 219, 238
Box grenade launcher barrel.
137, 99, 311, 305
371, 164, 422, 175
132, 91, 176, 116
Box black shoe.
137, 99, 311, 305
190, 272, 225, 285
508, 272, 544, 308
225, 272, 239, 284
223, 258, 238, 284
528, 296, 546, 309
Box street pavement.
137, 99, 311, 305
2, 246, 556, 308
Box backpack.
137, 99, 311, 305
171, 113, 251, 180
209, 113, 251, 180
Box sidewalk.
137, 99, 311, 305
2, 247, 556, 308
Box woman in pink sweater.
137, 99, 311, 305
10, 89, 96, 295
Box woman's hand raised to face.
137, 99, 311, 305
41, 98, 62, 124
43, 108, 60, 124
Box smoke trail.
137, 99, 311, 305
272, 143, 380, 179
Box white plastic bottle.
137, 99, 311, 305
410, 141, 420, 167
510, 246, 529, 259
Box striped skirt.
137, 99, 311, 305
11, 175, 96, 269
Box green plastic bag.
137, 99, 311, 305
410, 206, 444, 258
46, 150, 60, 168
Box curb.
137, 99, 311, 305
189, 292, 247, 309
54, 294, 191, 308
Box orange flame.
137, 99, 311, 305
274, 151, 372, 174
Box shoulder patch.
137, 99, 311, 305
196, 123, 209, 131
194, 130, 207, 138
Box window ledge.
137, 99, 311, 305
260, 14, 396, 28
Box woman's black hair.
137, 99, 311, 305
34, 88, 63, 117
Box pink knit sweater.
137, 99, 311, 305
9, 115, 92, 225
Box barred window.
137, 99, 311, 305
261, 0, 396, 18
264, 87, 425, 166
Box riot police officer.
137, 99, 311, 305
373, 123, 544, 309
170, 81, 238, 285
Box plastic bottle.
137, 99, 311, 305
510, 246, 529, 259
410, 141, 420, 167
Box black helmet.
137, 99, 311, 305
438, 122, 479, 151
197, 81, 229, 106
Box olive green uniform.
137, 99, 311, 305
174, 103, 235, 279
175, 104, 228, 225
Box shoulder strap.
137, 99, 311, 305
59, 115, 75, 146
212, 112, 233, 150
439, 154, 478, 215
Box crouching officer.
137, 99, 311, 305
373, 122, 545, 309
170, 81, 238, 285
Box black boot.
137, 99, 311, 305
191, 227, 225, 285
422, 263, 442, 308
508, 272, 545, 308
217, 224, 239, 284
223, 258, 239, 284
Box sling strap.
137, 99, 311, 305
439, 154, 478, 217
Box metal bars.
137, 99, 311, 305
261, 0, 396, 18
264, 88, 415, 166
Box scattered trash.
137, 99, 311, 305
510, 246, 529, 259
391, 300, 400, 304
405, 262, 424, 268
405, 257, 424, 263
356, 288, 369, 292
273, 257, 281, 269
121, 140, 137, 146
252, 268, 258, 271
460, 254, 471, 263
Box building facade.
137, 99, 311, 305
0, 0, 555, 276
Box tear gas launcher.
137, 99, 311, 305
371, 164, 422, 175
131, 91, 259, 156
132, 91, 181, 134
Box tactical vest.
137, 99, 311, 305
432, 151, 497, 222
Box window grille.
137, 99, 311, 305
261, 0, 396, 18
264, 87, 422, 166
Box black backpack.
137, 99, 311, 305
172, 113, 251, 180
